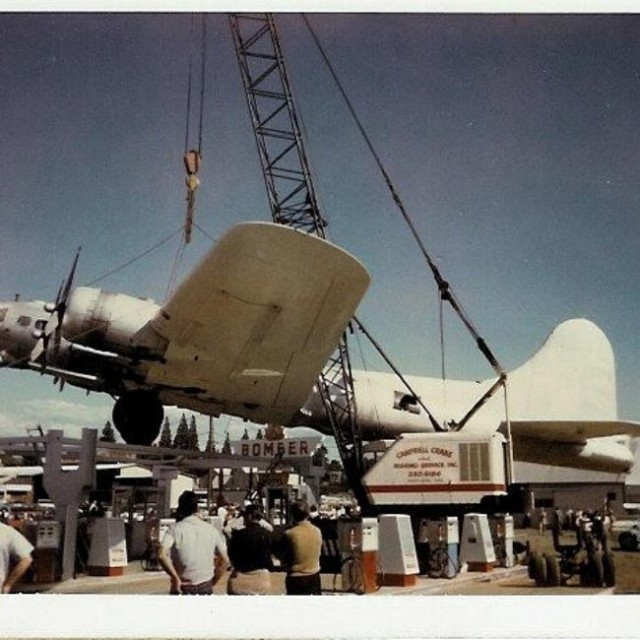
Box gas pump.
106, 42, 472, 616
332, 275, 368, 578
415, 517, 460, 579
491, 514, 514, 568
87, 517, 128, 576
25, 520, 62, 584
441, 517, 460, 578
265, 486, 290, 526
336, 517, 379, 593
460, 513, 496, 572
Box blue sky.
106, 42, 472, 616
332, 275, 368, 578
2, 12, 640, 454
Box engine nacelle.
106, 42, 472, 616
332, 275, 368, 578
63, 286, 163, 356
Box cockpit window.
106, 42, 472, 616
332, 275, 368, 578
35, 319, 47, 331
17, 315, 32, 327
0, 308, 7, 323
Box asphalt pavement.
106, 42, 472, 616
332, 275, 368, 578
15, 560, 529, 596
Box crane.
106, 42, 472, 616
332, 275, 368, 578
228, 13, 370, 509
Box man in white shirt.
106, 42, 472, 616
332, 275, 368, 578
0, 521, 34, 593
158, 491, 229, 595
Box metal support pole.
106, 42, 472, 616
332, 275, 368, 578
43, 428, 97, 581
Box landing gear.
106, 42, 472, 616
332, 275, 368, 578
545, 554, 561, 587
529, 517, 616, 589
112, 390, 163, 445
528, 552, 547, 586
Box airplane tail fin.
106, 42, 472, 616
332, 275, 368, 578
507, 318, 618, 422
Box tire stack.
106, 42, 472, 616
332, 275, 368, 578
528, 550, 615, 588
528, 552, 561, 587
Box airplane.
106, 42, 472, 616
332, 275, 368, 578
298, 317, 640, 474
1, 221, 639, 475
0, 222, 370, 445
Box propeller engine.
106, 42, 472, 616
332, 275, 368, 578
31, 248, 81, 370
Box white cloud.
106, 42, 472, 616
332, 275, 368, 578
22, 398, 108, 422
0, 398, 113, 440
0, 410, 32, 437
0, 393, 330, 451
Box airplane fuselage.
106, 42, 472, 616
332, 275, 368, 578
0, 291, 160, 397
0, 300, 49, 365
1, 233, 637, 476
294, 318, 639, 474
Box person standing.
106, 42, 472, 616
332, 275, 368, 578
0, 520, 34, 593
538, 507, 548, 535
281, 499, 323, 595
223, 506, 245, 539
224, 501, 274, 538
158, 490, 229, 595
227, 504, 274, 595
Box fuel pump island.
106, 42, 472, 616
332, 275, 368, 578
330, 430, 522, 591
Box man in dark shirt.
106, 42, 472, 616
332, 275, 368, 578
281, 499, 323, 595
227, 504, 274, 595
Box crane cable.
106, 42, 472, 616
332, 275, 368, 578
302, 15, 505, 384
302, 15, 510, 434
183, 12, 207, 244
184, 13, 207, 157
167, 14, 208, 299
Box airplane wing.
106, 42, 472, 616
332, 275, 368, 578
143, 222, 370, 424
502, 420, 640, 444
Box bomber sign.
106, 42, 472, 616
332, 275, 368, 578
232, 437, 322, 460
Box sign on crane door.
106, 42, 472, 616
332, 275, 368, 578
362, 432, 508, 506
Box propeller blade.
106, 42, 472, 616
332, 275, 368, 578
52, 246, 81, 352
52, 322, 63, 363
44, 280, 64, 314
59, 247, 82, 313
31, 247, 81, 372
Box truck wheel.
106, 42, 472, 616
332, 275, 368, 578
545, 555, 561, 587
532, 554, 547, 586
528, 551, 540, 579
619, 532, 638, 551
602, 552, 616, 587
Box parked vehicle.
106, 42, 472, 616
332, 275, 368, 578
616, 520, 640, 551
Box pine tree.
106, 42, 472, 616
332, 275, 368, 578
188, 415, 200, 451
159, 417, 172, 448
204, 419, 215, 454
221, 432, 232, 455
265, 423, 284, 440
312, 443, 328, 467
99, 421, 116, 443
173, 413, 190, 449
